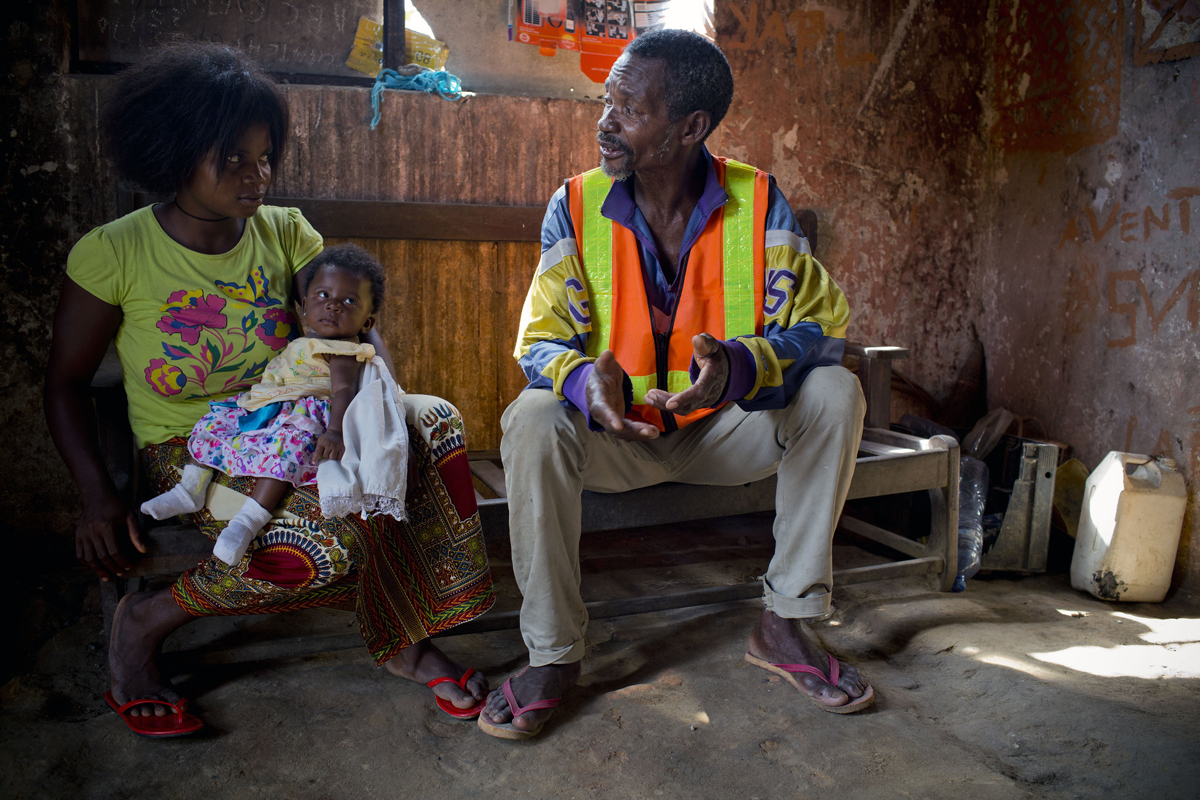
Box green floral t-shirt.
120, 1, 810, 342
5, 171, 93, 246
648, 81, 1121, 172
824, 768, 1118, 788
67, 205, 323, 448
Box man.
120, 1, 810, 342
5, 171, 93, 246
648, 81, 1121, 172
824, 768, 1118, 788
478, 29, 870, 740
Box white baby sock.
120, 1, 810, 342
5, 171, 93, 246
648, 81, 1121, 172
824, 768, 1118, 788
140, 464, 212, 520
212, 498, 273, 565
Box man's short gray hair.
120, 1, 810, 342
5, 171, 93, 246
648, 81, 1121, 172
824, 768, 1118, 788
624, 29, 734, 138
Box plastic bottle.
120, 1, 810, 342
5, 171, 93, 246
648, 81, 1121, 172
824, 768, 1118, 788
953, 456, 990, 592
1071, 452, 1187, 602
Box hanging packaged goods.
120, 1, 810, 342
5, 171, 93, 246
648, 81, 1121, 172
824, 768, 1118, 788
510, 0, 676, 83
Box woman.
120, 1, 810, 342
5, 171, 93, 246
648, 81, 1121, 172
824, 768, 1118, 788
43, 42, 494, 736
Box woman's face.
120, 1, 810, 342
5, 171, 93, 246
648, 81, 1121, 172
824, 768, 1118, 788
179, 123, 272, 219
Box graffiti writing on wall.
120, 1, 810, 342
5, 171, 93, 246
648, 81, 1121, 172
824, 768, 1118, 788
993, 0, 1123, 153
1057, 186, 1199, 347
1107, 269, 1200, 347
1124, 408, 1200, 481
725, 3, 877, 69
1059, 186, 1199, 247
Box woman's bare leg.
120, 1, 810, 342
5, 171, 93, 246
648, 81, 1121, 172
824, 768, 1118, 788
108, 588, 193, 716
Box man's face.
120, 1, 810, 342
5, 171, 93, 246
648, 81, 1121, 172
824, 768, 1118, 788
597, 54, 677, 181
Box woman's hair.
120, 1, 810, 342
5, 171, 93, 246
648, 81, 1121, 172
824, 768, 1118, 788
102, 41, 288, 194
302, 244, 387, 313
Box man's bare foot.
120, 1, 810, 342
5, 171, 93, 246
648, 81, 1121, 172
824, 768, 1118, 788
747, 609, 868, 709
383, 639, 488, 711
480, 661, 581, 734
108, 588, 193, 717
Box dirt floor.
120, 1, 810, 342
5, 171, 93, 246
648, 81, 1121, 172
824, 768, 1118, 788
3, 516, 1199, 800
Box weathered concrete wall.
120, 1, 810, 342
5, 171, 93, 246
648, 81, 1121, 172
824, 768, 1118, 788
976, 0, 1200, 588
0, 3, 102, 539
712, 0, 991, 413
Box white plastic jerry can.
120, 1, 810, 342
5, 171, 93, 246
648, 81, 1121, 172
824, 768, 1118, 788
1071, 452, 1187, 603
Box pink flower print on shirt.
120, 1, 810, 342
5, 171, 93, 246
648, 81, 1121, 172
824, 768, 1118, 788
256, 307, 298, 349
145, 358, 186, 396
157, 290, 229, 346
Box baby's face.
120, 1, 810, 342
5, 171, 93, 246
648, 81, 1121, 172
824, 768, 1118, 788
303, 266, 375, 340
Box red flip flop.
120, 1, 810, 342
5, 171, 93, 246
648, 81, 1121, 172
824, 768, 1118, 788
426, 667, 486, 719
104, 690, 204, 737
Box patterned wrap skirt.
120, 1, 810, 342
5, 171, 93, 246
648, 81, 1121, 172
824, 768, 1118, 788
141, 394, 494, 665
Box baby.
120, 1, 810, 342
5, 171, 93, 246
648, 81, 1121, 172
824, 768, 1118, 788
141, 243, 388, 564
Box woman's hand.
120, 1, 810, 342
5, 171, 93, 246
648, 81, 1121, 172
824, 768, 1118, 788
76, 489, 145, 582
313, 429, 345, 463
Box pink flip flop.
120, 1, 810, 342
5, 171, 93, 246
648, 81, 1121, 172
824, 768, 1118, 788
104, 690, 205, 737
476, 666, 562, 740
744, 652, 875, 714
427, 667, 486, 719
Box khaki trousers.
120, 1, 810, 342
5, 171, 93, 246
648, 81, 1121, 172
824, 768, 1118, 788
500, 365, 865, 666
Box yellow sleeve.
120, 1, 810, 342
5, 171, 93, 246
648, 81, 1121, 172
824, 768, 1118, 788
282, 208, 324, 275
66, 227, 124, 306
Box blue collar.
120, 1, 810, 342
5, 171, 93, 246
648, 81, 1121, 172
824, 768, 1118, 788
598, 146, 728, 263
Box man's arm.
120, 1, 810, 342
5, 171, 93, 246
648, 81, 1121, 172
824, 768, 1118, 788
649, 182, 849, 414
516, 185, 657, 440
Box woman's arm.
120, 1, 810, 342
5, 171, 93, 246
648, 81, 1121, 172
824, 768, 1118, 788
44, 278, 145, 582
361, 327, 396, 380
311, 354, 360, 463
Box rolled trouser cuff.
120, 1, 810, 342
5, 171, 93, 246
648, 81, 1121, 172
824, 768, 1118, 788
762, 580, 831, 619
527, 639, 587, 667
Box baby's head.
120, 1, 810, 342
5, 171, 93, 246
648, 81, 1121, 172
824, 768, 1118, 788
300, 244, 387, 340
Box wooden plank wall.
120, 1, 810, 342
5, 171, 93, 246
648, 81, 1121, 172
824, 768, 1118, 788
326, 238, 538, 450
63, 78, 601, 449
274, 86, 601, 448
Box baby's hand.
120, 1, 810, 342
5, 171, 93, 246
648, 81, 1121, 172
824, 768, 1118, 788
314, 430, 346, 463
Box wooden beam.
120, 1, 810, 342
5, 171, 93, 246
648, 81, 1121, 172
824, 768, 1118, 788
269, 197, 545, 242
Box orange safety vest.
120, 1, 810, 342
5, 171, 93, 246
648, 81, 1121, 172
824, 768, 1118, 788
568, 157, 768, 432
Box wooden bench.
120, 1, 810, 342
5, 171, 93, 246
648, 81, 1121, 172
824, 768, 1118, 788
92, 340, 959, 660
91, 196, 958, 660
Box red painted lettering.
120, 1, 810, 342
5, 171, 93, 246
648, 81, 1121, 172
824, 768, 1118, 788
759, 11, 788, 47
1107, 270, 1142, 348
791, 10, 825, 70
1120, 212, 1139, 242
1059, 217, 1081, 249
1085, 203, 1120, 242
1144, 204, 1170, 240
834, 30, 878, 68
727, 2, 758, 50
1166, 186, 1199, 234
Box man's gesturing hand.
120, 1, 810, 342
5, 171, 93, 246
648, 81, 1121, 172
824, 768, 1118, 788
644, 333, 728, 416
586, 350, 660, 441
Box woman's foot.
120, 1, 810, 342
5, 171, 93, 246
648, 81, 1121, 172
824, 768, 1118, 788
480, 661, 581, 734
108, 588, 193, 716
384, 639, 488, 711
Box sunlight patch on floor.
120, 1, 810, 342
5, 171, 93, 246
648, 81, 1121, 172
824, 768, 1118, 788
975, 653, 1059, 680
1110, 612, 1200, 644
1030, 642, 1200, 679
